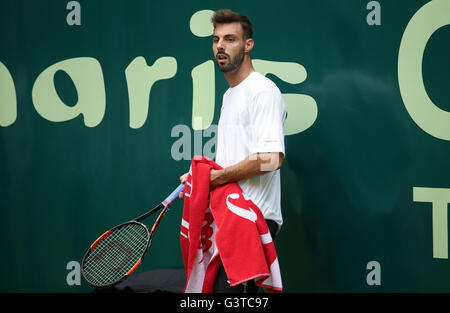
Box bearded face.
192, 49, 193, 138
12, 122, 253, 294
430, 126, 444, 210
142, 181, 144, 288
212, 22, 249, 74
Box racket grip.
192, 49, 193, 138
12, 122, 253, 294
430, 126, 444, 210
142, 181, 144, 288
162, 183, 185, 208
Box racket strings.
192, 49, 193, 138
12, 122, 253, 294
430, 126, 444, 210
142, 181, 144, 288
84, 224, 147, 285
83, 223, 149, 287
85, 224, 147, 283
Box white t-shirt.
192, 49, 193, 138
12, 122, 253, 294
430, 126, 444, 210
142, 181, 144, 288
215, 71, 286, 229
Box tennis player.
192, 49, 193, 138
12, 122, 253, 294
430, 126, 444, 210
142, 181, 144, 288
180, 9, 286, 293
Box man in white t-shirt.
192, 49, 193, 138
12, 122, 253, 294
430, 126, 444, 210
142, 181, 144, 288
180, 9, 286, 293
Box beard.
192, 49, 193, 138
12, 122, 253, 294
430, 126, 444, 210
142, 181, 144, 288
216, 46, 246, 73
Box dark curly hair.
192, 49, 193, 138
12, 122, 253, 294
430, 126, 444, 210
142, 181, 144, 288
211, 9, 254, 39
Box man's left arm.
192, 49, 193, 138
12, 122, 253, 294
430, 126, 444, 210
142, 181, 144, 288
210, 152, 284, 189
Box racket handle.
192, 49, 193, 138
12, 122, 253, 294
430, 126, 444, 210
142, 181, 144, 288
162, 183, 185, 208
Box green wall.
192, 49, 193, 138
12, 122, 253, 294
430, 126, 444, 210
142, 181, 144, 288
1, 0, 449, 292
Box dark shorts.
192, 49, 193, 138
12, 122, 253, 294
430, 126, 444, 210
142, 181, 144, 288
213, 219, 279, 293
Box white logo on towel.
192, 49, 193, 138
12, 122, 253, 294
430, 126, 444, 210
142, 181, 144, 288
226, 193, 257, 223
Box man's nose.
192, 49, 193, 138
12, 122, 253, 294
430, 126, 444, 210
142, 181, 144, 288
216, 38, 225, 50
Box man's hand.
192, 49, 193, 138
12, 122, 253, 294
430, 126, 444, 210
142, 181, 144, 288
179, 173, 189, 199
210, 169, 224, 190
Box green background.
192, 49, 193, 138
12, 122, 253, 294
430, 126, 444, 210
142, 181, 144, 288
1, 0, 449, 292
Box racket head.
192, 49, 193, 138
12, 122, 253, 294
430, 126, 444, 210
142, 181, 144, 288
81, 221, 151, 288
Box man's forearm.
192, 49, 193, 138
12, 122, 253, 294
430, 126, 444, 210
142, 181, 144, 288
210, 152, 283, 189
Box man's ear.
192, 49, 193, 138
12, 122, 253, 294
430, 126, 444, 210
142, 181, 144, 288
245, 38, 254, 53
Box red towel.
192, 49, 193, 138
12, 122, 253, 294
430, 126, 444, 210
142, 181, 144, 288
180, 156, 282, 293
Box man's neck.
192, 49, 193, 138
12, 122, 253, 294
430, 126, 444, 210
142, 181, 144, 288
224, 57, 255, 88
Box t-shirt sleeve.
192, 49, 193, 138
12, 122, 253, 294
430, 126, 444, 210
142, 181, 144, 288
248, 90, 286, 156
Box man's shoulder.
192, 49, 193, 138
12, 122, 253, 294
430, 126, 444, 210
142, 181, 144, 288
247, 72, 282, 97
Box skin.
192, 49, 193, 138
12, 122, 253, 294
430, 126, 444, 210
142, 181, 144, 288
179, 21, 284, 194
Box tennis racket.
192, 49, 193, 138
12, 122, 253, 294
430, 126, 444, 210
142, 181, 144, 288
81, 183, 185, 288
